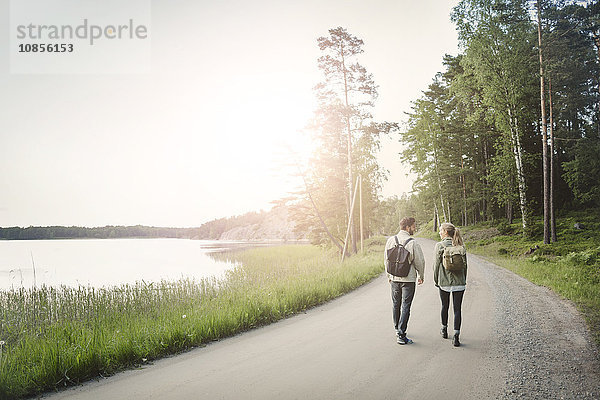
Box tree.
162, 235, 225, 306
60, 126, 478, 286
562, 138, 600, 207
392, 0, 600, 236
291, 27, 390, 251
543, 0, 599, 215
315, 27, 378, 253
537, 0, 551, 244
452, 0, 538, 234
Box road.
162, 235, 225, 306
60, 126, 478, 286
43, 238, 600, 400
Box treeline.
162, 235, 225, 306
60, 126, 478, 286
0, 225, 198, 240
397, 0, 599, 235
0, 210, 271, 240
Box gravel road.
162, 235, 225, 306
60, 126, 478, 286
43, 238, 600, 400
476, 253, 600, 399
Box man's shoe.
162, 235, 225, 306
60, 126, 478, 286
453, 334, 460, 347
441, 326, 448, 339
397, 336, 413, 345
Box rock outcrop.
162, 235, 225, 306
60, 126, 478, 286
219, 206, 304, 241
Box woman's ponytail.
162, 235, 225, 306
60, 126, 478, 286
452, 227, 464, 247
441, 222, 464, 246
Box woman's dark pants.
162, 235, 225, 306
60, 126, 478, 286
439, 288, 464, 331
391, 281, 415, 337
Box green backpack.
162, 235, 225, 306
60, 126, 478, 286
442, 245, 465, 272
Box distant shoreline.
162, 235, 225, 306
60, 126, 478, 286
0, 206, 304, 242
0, 235, 310, 243
0, 225, 199, 241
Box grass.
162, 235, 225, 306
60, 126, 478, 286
419, 208, 600, 346
0, 242, 384, 400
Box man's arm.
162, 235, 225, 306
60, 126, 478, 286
383, 237, 390, 271
412, 241, 425, 284
383, 237, 392, 281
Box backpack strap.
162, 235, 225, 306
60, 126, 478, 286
438, 241, 450, 262
402, 237, 414, 263
394, 236, 400, 246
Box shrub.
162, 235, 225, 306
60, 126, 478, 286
496, 219, 512, 235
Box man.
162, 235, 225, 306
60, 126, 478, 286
384, 217, 425, 345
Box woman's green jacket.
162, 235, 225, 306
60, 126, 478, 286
433, 237, 467, 287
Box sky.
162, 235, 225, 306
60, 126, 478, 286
0, 0, 460, 228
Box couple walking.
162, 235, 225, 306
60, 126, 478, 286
384, 217, 467, 347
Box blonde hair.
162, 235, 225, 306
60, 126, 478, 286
440, 223, 464, 246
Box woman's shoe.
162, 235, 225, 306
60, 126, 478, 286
453, 334, 460, 347
441, 326, 448, 339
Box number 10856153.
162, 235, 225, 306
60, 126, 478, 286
18, 43, 74, 53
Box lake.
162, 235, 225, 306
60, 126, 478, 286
0, 238, 274, 290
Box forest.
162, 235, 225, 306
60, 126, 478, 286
400, 0, 599, 235
289, 0, 600, 249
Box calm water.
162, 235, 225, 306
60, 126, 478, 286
0, 239, 271, 290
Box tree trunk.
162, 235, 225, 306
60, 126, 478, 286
505, 102, 529, 233
340, 41, 357, 254
359, 175, 363, 253
430, 124, 447, 222
537, 0, 550, 245
549, 76, 557, 242
594, 33, 600, 138
483, 138, 490, 221
459, 141, 468, 227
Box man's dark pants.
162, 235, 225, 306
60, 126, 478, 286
391, 281, 416, 337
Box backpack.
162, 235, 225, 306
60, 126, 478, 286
442, 245, 466, 272
386, 236, 414, 277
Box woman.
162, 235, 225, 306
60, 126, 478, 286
433, 222, 467, 347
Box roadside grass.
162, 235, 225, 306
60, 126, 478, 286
0, 242, 384, 400
419, 209, 600, 346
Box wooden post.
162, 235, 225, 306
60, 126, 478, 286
359, 175, 364, 254
341, 176, 361, 262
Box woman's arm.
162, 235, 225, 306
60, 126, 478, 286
433, 242, 441, 286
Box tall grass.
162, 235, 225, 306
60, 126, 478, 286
0, 243, 383, 399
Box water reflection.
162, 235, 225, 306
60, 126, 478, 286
0, 239, 287, 290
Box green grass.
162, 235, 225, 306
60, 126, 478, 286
0, 242, 384, 399
422, 209, 600, 346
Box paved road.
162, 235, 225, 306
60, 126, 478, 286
44, 239, 600, 400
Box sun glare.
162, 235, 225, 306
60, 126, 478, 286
221, 89, 315, 171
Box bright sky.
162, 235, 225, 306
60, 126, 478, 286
0, 0, 459, 228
